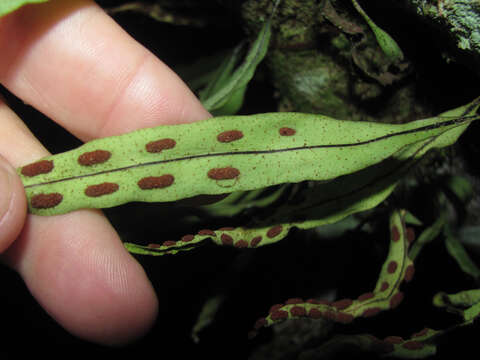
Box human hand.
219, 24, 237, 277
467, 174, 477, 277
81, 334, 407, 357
0, 0, 210, 345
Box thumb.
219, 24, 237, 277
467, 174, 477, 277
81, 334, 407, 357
0, 154, 27, 253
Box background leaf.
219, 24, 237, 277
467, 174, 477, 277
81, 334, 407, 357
200, 0, 281, 114
444, 226, 480, 280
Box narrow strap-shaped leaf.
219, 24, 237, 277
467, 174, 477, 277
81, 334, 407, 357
201, 0, 279, 112
249, 209, 414, 335
444, 225, 480, 280
125, 222, 290, 256
19, 97, 480, 216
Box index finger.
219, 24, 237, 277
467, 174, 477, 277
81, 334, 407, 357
0, 0, 210, 141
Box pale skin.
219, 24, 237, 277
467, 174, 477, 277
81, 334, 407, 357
0, 0, 210, 345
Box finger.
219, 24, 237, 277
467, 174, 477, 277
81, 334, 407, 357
0, 0, 211, 141
0, 154, 27, 253
0, 93, 158, 345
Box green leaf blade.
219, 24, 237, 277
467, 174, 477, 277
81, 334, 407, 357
251, 210, 415, 334
19, 97, 480, 216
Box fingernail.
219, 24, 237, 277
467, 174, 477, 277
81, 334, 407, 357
0, 157, 15, 221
